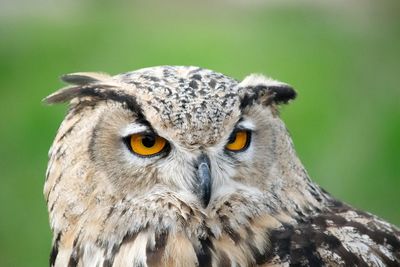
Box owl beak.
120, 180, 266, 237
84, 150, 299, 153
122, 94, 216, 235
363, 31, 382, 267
196, 154, 212, 208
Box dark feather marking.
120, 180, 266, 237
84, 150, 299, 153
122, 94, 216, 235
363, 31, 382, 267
240, 84, 296, 110
333, 244, 367, 266
103, 206, 116, 224
121, 232, 139, 245
49, 194, 60, 213
191, 74, 202, 80
54, 151, 66, 161
208, 79, 216, 89
244, 226, 267, 264
67, 232, 86, 267
61, 73, 105, 85
102, 259, 112, 267
93, 240, 113, 267
265, 221, 371, 266
218, 250, 232, 267
45, 85, 146, 123
68, 99, 98, 116
47, 173, 63, 204
77, 87, 143, 118
240, 87, 274, 110
311, 207, 400, 251
262, 203, 400, 266
52, 145, 64, 160
45, 159, 53, 182
346, 220, 400, 248
50, 232, 61, 266
265, 224, 292, 263
146, 231, 168, 266
68, 239, 80, 267
307, 212, 369, 266
223, 201, 232, 208
88, 119, 100, 162
219, 215, 241, 244
268, 85, 297, 104
289, 229, 324, 266
370, 246, 399, 267
189, 80, 198, 89
195, 238, 213, 267
103, 243, 121, 267
120, 207, 128, 216
239, 92, 256, 110
57, 116, 81, 141
67, 253, 78, 267
307, 184, 323, 203
100, 232, 142, 267
107, 231, 139, 264
94, 207, 118, 262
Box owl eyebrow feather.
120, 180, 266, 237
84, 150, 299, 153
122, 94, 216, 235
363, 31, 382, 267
45, 85, 148, 123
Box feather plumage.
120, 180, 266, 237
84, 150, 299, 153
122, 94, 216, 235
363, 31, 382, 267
44, 66, 399, 267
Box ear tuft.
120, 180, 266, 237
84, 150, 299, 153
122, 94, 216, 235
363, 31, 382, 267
266, 84, 297, 104
43, 72, 113, 104
239, 74, 296, 107
61, 72, 111, 85
43, 86, 82, 104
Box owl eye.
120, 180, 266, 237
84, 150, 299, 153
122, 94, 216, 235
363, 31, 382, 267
127, 133, 168, 157
225, 130, 251, 152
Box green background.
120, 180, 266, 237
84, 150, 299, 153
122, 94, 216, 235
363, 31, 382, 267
0, 1, 399, 266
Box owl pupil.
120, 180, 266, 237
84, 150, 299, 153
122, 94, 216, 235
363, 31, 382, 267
142, 135, 156, 147
228, 134, 237, 144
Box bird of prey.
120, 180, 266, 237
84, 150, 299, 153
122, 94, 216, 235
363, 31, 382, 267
44, 66, 400, 266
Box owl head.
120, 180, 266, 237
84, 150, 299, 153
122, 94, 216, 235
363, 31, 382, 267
44, 66, 327, 266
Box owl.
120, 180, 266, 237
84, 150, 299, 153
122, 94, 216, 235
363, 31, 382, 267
44, 66, 399, 267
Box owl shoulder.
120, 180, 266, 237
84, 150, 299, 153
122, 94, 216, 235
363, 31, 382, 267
262, 203, 400, 266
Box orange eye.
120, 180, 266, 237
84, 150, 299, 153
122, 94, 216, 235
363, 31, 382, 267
128, 133, 168, 157
225, 130, 250, 152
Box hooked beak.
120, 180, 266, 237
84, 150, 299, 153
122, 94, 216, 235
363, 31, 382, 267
195, 154, 212, 208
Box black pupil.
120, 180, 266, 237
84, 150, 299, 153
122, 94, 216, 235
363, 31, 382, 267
228, 133, 237, 144
142, 135, 156, 147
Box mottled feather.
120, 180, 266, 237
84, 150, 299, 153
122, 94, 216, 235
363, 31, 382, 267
44, 66, 399, 267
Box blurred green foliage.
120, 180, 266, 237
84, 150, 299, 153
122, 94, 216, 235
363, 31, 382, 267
0, 1, 399, 266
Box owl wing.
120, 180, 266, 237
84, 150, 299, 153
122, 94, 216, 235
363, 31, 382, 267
260, 204, 400, 266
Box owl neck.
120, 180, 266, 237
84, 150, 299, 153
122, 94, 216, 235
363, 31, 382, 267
259, 119, 337, 220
